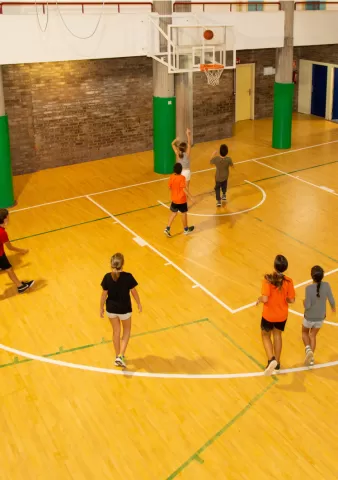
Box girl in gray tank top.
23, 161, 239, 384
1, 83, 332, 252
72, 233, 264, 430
171, 128, 192, 191
302, 265, 336, 367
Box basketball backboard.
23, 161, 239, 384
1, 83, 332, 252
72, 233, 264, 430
146, 14, 236, 74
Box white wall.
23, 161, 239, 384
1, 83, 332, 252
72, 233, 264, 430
0, 9, 338, 65
0, 14, 150, 64
294, 11, 338, 46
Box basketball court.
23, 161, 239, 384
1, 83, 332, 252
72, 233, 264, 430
1, 113, 338, 478
1, 1, 338, 478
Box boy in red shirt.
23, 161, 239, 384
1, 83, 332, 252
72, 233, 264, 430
0, 209, 34, 294
164, 163, 194, 238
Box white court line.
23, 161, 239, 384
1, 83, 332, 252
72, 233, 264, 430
9, 158, 249, 214
157, 180, 266, 217
289, 308, 338, 327
86, 196, 234, 313
10, 139, 338, 214
232, 268, 338, 314
2, 342, 338, 379
254, 159, 338, 197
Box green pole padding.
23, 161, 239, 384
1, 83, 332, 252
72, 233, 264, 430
153, 96, 176, 174
0, 115, 14, 208
272, 82, 294, 149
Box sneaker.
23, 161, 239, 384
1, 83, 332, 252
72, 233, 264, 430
221, 195, 227, 201
184, 226, 194, 235
164, 228, 172, 238
309, 359, 315, 367
115, 355, 126, 368
18, 280, 34, 294
273, 363, 280, 374
264, 357, 278, 376
304, 347, 314, 366
216, 201, 222, 207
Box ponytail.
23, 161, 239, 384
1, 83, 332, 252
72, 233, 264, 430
112, 269, 120, 281
178, 150, 184, 159
265, 272, 285, 290
311, 265, 324, 298
111, 253, 124, 281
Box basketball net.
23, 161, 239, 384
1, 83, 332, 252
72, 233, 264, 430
200, 64, 224, 87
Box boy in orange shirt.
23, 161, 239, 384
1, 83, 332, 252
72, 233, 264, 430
257, 255, 295, 375
164, 163, 194, 238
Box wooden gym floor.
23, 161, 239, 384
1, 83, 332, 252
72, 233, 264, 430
2, 114, 338, 479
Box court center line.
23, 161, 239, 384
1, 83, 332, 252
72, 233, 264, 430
10, 138, 338, 214
166, 379, 277, 480
254, 159, 338, 197
0, 318, 209, 370
86, 196, 235, 314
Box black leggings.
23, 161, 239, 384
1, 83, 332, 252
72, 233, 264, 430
215, 180, 228, 201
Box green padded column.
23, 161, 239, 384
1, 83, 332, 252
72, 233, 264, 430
272, 82, 294, 149
0, 115, 14, 208
153, 96, 176, 174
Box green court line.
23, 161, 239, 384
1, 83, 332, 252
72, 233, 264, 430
166, 379, 277, 480
10, 157, 338, 244
208, 320, 265, 370
251, 158, 338, 186
11, 216, 110, 242
253, 216, 338, 263
0, 318, 208, 369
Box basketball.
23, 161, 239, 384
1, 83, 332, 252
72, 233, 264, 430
203, 29, 214, 40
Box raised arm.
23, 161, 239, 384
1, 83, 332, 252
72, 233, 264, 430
186, 128, 192, 157
210, 150, 218, 165
171, 137, 179, 156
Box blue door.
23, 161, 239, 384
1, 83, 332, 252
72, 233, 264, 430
332, 68, 338, 121
311, 64, 327, 118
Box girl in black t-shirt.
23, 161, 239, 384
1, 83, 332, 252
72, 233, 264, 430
100, 253, 142, 368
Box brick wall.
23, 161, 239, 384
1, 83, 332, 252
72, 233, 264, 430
193, 70, 235, 143
3, 45, 338, 175
295, 44, 338, 64
3, 57, 153, 175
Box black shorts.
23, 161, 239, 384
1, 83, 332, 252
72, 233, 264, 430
170, 202, 188, 213
0, 253, 11, 271
261, 317, 287, 332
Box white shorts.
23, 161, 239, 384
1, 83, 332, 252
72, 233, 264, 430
107, 312, 132, 321
182, 169, 191, 181
303, 318, 324, 329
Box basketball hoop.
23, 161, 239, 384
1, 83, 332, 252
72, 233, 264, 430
200, 64, 225, 87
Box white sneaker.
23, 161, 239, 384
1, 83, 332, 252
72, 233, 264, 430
115, 355, 126, 368
264, 359, 278, 376
304, 348, 314, 366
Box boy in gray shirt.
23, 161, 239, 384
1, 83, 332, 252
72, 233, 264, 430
210, 144, 234, 207
302, 265, 336, 366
